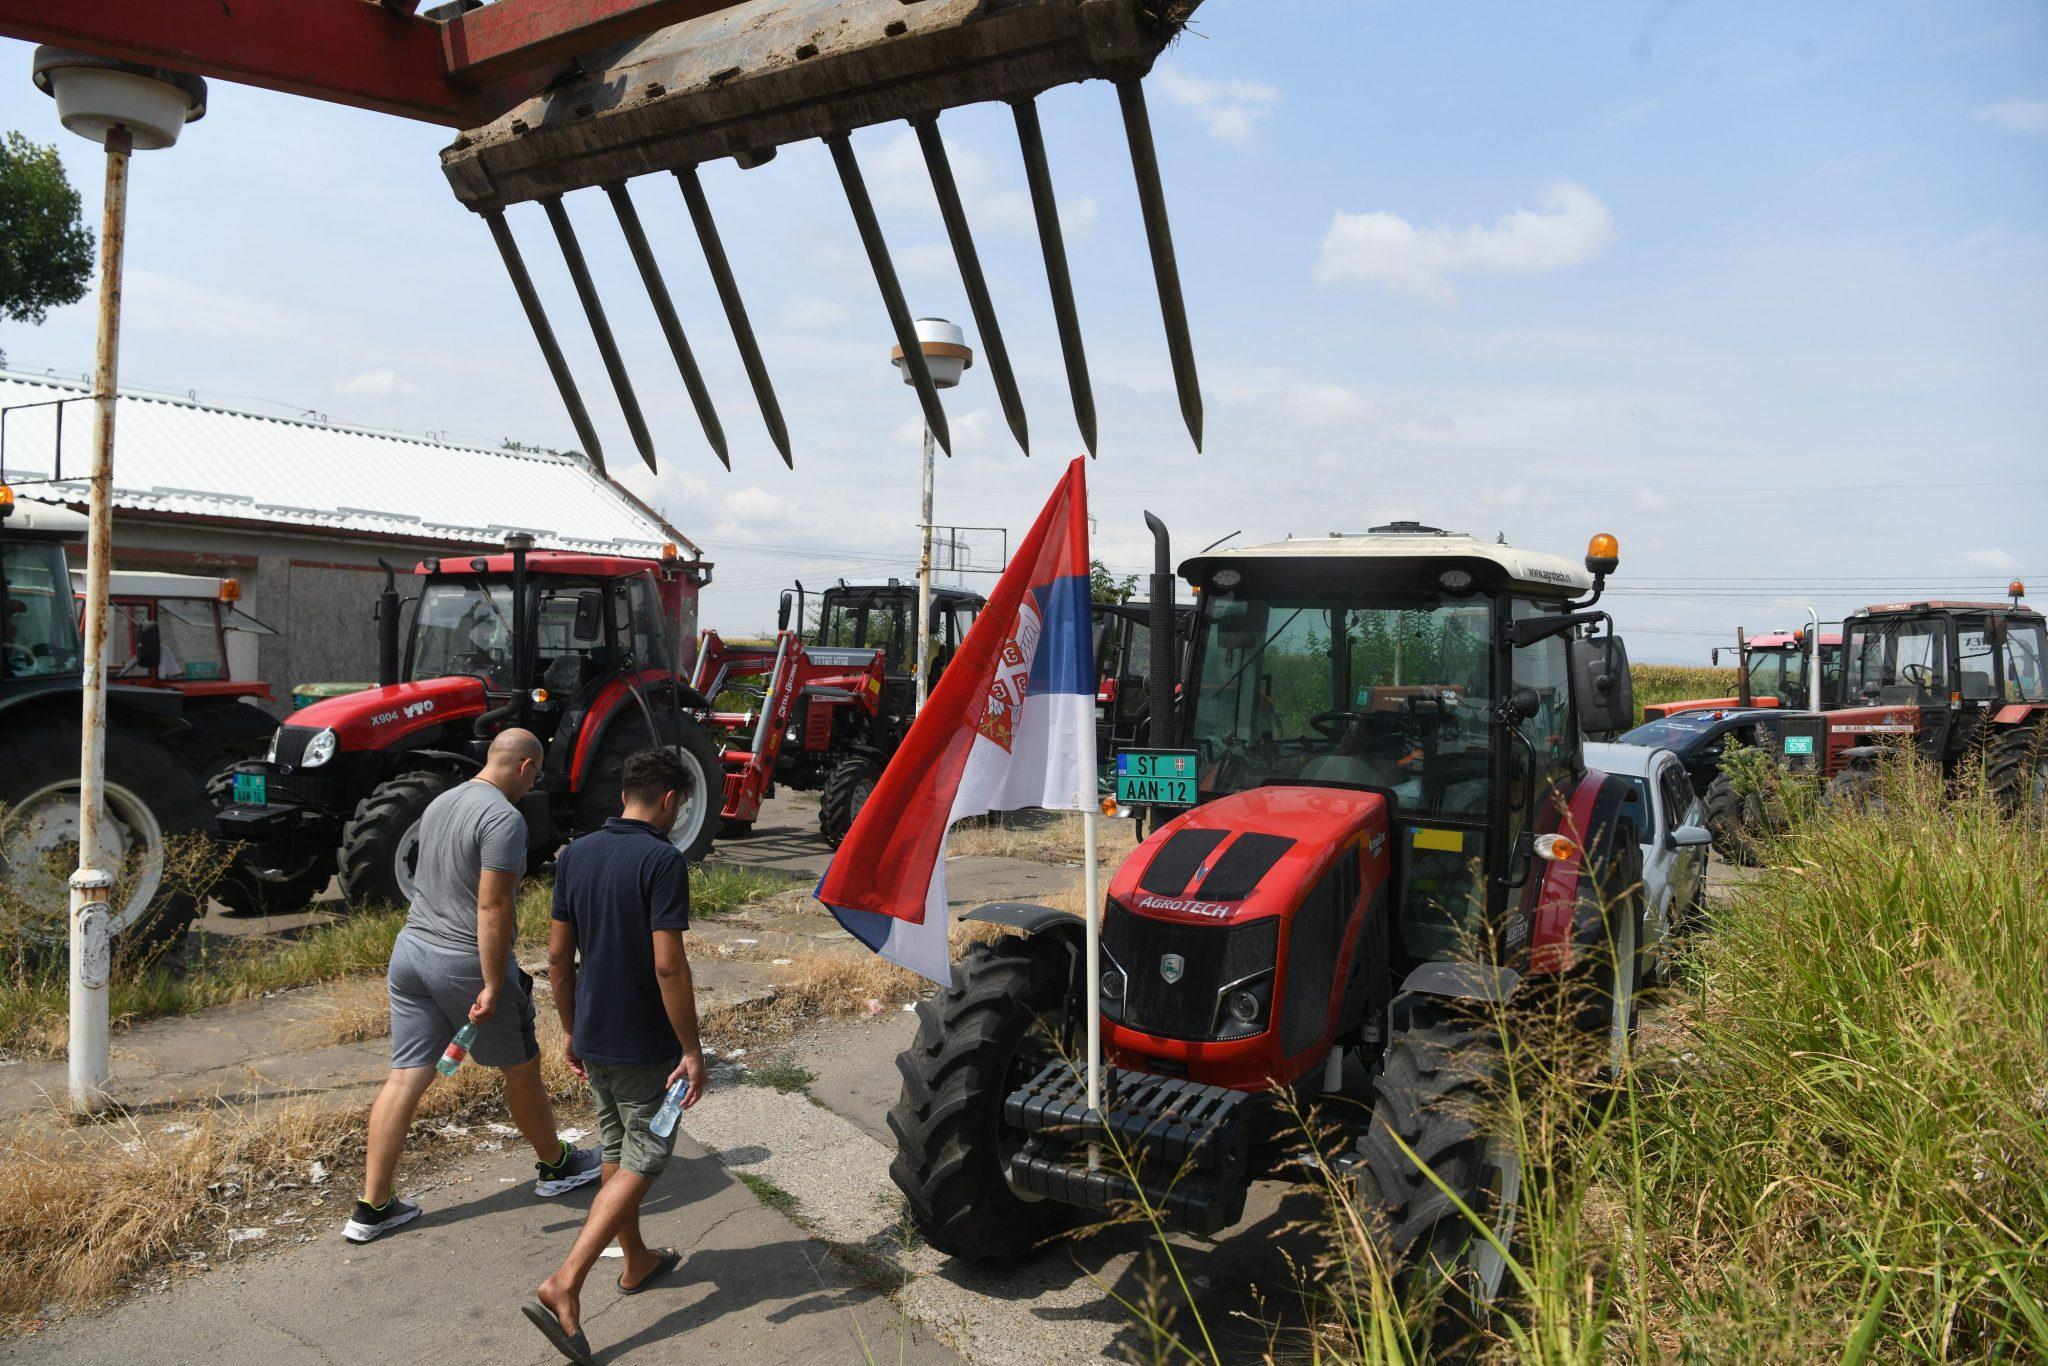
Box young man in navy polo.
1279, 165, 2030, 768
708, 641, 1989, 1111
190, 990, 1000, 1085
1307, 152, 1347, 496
524, 748, 708, 1364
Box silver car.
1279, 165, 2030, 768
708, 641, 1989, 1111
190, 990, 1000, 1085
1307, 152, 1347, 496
1585, 741, 1714, 983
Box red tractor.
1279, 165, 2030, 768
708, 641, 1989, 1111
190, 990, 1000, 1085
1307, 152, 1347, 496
1641, 625, 1842, 721
695, 580, 984, 845
1820, 591, 2047, 806
212, 536, 723, 914
83, 569, 282, 782
890, 520, 1648, 1336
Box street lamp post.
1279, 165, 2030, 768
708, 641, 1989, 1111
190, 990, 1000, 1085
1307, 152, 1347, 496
891, 318, 973, 713
32, 47, 205, 1114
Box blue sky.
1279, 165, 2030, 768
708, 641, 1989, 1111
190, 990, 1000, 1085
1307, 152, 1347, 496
2, 1, 2043, 657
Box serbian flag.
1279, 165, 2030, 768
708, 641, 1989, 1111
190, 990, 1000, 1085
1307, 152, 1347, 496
817, 458, 1094, 986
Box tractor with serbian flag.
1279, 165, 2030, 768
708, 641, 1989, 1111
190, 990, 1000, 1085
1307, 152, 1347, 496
824, 486, 1652, 1348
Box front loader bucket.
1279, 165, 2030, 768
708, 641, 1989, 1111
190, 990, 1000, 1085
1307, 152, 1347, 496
444, 0, 1204, 472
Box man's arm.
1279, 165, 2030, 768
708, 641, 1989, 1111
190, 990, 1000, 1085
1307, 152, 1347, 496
471, 867, 519, 1021
546, 918, 584, 1077
651, 929, 705, 1107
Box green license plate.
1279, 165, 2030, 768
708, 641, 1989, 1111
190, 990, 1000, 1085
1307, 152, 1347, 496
1114, 749, 1199, 807
232, 772, 267, 806
1783, 735, 1815, 756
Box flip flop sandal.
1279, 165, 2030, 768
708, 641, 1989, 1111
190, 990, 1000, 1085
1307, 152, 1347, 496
521, 1299, 596, 1366
617, 1246, 682, 1295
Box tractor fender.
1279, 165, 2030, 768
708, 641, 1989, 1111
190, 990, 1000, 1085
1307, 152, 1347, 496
0, 678, 184, 732
395, 747, 481, 775
961, 902, 1086, 950
561, 669, 682, 790
1390, 962, 1522, 1029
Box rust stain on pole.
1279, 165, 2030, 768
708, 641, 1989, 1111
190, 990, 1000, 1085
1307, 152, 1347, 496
72, 123, 132, 1115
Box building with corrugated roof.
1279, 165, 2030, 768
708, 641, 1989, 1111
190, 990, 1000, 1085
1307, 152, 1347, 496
0, 370, 701, 713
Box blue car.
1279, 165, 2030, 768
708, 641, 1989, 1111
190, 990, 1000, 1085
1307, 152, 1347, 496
1617, 707, 1822, 861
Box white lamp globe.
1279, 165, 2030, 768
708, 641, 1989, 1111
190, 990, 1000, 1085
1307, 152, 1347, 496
32, 47, 207, 150
892, 317, 974, 391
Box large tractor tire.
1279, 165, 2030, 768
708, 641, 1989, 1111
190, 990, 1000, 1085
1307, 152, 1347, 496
0, 719, 212, 958
1351, 1007, 1521, 1355
1987, 723, 2048, 814
338, 770, 464, 909
573, 715, 722, 864
888, 934, 1080, 1266
1702, 772, 1761, 865
205, 769, 335, 917
173, 701, 281, 784
818, 755, 881, 849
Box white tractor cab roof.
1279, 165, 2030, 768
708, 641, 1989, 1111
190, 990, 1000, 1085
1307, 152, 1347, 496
1181, 521, 1598, 599
71, 567, 235, 601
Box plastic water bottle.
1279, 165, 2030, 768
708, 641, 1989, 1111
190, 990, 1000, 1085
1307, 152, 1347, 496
648, 1077, 693, 1138
436, 1022, 479, 1076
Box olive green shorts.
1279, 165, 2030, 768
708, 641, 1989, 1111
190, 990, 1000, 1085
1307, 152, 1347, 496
587, 1060, 679, 1178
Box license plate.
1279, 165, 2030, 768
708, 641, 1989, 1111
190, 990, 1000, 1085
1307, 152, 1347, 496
232, 772, 268, 806
1783, 735, 1815, 756
1114, 748, 1199, 807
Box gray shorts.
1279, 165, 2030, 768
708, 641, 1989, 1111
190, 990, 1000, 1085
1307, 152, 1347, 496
387, 930, 538, 1070
587, 1061, 679, 1178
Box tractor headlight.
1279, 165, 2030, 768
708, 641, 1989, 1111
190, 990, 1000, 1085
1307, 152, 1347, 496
1100, 968, 1126, 1001
1226, 989, 1261, 1025
302, 728, 339, 769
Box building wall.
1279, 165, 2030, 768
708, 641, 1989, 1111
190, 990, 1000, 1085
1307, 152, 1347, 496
88, 517, 464, 718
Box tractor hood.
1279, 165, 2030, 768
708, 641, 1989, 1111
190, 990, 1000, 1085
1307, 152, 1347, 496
288, 676, 490, 750
1110, 785, 1390, 927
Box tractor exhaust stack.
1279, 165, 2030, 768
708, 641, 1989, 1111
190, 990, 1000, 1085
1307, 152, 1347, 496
446, 0, 1202, 470
1145, 510, 1176, 749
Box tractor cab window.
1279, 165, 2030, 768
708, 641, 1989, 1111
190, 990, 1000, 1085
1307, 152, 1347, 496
622, 575, 670, 672
1745, 648, 1798, 705
1956, 618, 1998, 701
530, 580, 615, 698
1509, 600, 1577, 821
1845, 618, 1948, 705
1, 541, 81, 678
1187, 590, 1494, 817
412, 581, 517, 687
1819, 644, 1845, 706
2004, 620, 2047, 701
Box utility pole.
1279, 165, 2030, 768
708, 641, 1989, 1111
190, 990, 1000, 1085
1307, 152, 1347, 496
32, 46, 207, 1113
890, 318, 972, 714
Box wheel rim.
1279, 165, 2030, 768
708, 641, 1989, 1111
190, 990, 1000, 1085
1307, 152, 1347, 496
1608, 899, 1637, 1076
849, 775, 875, 827
393, 819, 424, 904
1468, 1132, 1524, 1304
2, 778, 167, 936
666, 743, 710, 858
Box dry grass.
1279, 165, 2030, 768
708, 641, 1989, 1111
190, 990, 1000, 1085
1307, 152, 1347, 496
283, 976, 392, 1050
0, 1099, 360, 1327
944, 810, 1139, 864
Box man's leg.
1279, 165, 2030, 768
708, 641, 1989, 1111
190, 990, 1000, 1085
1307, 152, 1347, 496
598, 1161, 661, 1285
362, 1066, 436, 1204
501, 1055, 566, 1164
535, 1168, 654, 1335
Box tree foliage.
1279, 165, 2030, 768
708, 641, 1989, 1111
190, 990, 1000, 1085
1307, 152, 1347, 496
0, 132, 95, 327
1089, 558, 1138, 605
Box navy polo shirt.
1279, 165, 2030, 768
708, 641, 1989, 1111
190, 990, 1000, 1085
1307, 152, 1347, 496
551, 818, 692, 1068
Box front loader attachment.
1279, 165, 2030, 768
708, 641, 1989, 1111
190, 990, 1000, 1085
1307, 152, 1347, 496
444, 0, 1205, 473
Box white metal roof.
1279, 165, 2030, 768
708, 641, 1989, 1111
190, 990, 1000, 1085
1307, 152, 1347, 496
0, 371, 694, 558
1198, 524, 1595, 595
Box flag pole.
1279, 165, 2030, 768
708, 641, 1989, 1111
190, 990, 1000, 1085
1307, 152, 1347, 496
1083, 801, 1102, 1168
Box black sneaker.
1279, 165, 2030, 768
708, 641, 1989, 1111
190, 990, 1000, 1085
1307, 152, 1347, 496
342, 1196, 422, 1243
535, 1143, 602, 1197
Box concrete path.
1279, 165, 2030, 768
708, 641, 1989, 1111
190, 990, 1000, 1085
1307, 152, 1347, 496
0, 1126, 958, 1366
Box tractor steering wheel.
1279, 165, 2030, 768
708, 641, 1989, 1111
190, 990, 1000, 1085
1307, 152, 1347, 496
4, 644, 35, 676
1309, 708, 1359, 741
1900, 663, 1937, 690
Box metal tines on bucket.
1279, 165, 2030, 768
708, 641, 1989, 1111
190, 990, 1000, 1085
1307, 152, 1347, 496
444, 0, 1206, 474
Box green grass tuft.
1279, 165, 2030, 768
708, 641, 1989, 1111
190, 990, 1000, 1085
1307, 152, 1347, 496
735, 1171, 799, 1216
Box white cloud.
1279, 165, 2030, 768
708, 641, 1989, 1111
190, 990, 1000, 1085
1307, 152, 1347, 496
1965, 547, 2020, 570
718, 485, 804, 532
780, 298, 848, 331
1316, 182, 1617, 304
1971, 98, 2048, 135
334, 368, 423, 400
1153, 68, 1282, 149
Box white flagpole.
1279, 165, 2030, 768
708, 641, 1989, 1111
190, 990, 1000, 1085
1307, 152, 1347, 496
1083, 805, 1101, 1110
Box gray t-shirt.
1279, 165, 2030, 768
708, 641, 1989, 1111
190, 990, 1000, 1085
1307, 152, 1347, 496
404, 779, 528, 958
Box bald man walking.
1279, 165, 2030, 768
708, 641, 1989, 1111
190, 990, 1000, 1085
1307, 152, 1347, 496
345, 729, 601, 1244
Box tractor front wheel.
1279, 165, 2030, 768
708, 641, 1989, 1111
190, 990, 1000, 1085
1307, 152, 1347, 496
1987, 723, 2048, 813
574, 717, 722, 864
338, 770, 464, 909
1351, 1007, 1521, 1354
819, 756, 881, 848
1703, 772, 1760, 864
887, 934, 1078, 1266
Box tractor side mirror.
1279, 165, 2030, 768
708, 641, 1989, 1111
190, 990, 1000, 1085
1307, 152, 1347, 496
1090, 620, 1110, 672
574, 591, 604, 643
777, 592, 793, 634
135, 621, 163, 674
1570, 633, 1634, 735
